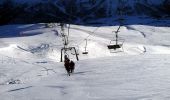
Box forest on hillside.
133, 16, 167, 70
0, 0, 170, 25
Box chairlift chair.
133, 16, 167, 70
60, 23, 79, 62
61, 47, 79, 62
107, 44, 121, 50
71, 46, 79, 55
82, 51, 88, 54
108, 2, 125, 53
82, 39, 88, 54
108, 28, 124, 52
108, 39, 124, 49
108, 38, 124, 53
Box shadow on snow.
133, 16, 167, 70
7, 86, 33, 92
0, 24, 45, 38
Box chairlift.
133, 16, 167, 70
71, 46, 79, 55
64, 52, 69, 59
82, 39, 88, 54
108, 26, 124, 52
108, 39, 124, 52
60, 23, 79, 62
107, 0, 125, 53
61, 47, 79, 62
82, 51, 88, 54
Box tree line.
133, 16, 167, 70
0, 0, 169, 25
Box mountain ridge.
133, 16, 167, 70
0, 0, 170, 25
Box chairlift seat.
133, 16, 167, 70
82, 51, 88, 54
108, 44, 122, 50
108, 39, 124, 49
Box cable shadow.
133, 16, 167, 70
8, 86, 33, 92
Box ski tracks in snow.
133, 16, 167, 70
125, 25, 147, 38
125, 25, 148, 54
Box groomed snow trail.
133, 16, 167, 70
0, 20, 170, 100
1, 55, 170, 100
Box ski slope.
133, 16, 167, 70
0, 18, 170, 100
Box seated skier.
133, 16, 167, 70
69, 60, 75, 73
64, 55, 70, 76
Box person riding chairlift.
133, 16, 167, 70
64, 55, 75, 76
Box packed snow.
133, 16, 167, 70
0, 18, 170, 100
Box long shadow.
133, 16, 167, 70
8, 86, 33, 92
0, 24, 45, 38
73, 71, 92, 75
46, 86, 65, 89
46, 85, 67, 95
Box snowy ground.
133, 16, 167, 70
0, 18, 170, 100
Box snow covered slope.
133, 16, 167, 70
0, 18, 170, 62
0, 17, 170, 100
1, 55, 170, 100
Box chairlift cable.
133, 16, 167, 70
77, 27, 100, 46
84, 39, 88, 51
67, 24, 71, 36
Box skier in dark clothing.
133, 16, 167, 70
64, 55, 76, 76
69, 60, 75, 73
64, 55, 71, 76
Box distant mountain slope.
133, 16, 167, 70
0, 0, 169, 25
